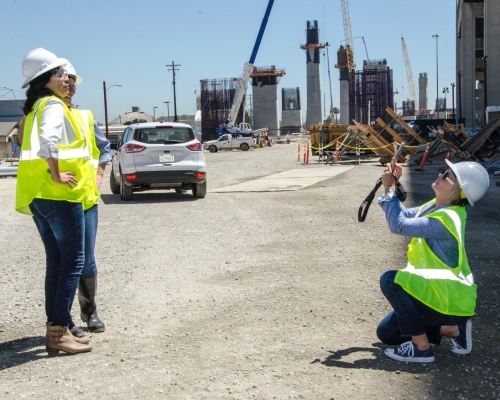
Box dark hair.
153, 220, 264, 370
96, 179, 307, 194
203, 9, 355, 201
22, 69, 56, 115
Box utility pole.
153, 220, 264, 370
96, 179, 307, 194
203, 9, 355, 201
167, 61, 180, 122
432, 34, 439, 118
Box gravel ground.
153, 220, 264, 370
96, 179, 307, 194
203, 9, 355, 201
0, 144, 499, 399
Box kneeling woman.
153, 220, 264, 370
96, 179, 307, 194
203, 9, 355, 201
377, 159, 489, 363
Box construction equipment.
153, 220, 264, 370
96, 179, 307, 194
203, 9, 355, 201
220, 0, 274, 137
401, 36, 418, 112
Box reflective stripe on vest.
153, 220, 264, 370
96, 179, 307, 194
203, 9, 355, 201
394, 201, 476, 316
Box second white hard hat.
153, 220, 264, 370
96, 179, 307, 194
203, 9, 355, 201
446, 159, 490, 206
59, 59, 83, 86
21, 48, 67, 88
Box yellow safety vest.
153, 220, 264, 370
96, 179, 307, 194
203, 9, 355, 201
15, 96, 99, 215
71, 108, 100, 171
395, 200, 476, 316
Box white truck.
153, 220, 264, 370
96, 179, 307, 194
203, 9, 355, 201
204, 134, 255, 152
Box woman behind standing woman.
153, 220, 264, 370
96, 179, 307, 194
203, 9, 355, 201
16, 48, 99, 355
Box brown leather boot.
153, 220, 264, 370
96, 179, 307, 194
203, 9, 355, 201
46, 322, 90, 345
45, 324, 92, 356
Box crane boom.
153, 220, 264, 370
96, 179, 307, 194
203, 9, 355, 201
340, 0, 354, 50
401, 36, 419, 111
226, 0, 275, 129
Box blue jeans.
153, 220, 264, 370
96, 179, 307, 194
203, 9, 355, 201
377, 270, 470, 345
30, 199, 85, 327
82, 205, 98, 278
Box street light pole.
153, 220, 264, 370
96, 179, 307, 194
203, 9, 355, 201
451, 82, 456, 123
432, 34, 439, 119
103, 81, 123, 139
442, 87, 449, 119
153, 106, 157, 121
164, 101, 170, 122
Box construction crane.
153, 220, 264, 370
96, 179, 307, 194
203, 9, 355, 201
340, 0, 356, 63
222, 0, 275, 136
401, 35, 419, 112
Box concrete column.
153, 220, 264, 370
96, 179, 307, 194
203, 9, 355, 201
252, 84, 279, 134
418, 73, 428, 110
282, 110, 302, 127
306, 62, 322, 129
485, 0, 500, 108
339, 80, 349, 125
457, 2, 477, 129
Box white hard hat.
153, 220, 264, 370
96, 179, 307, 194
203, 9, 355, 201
446, 159, 490, 206
59, 59, 83, 86
21, 48, 68, 89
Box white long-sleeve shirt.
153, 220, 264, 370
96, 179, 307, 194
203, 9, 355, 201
37, 98, 78, 160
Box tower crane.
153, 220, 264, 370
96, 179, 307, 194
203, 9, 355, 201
340, 0, 356, 70
401, 35, 419, 112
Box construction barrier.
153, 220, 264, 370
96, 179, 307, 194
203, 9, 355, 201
334, 141, 339, 165
296, 143, 310, 165
415, 142, 432, 171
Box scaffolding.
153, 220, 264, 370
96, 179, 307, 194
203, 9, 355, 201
349, 60, 394, 125
250, 65, 285, 87
200, 78, 245, 141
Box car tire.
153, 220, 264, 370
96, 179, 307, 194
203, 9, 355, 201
240, 143, 249, 151
192, 181, 207, 198
110, 168, 120, 194
120, 175, 134, 201
209, 145, 218, 153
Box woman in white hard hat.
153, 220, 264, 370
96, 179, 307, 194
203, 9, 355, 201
60, 60, 109, 337
16, 48, 100, 356
376, 159, 490, 363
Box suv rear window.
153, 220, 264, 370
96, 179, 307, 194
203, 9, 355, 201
135, 127, 195, 144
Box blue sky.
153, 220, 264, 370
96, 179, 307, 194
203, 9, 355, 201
0, 0, 457, 124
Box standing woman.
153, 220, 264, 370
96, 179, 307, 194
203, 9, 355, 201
16, 48, 98, 355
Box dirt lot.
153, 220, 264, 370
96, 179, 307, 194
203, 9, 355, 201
0, 144, 499, 399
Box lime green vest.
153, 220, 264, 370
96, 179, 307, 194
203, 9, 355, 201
71, 109, 100, 171
15, 96, 99, 215
395, 200, 476, 316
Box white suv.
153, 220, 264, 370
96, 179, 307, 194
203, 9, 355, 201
110, 122, 207, 201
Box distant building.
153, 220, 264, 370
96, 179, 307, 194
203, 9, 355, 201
0, 100, 24, 123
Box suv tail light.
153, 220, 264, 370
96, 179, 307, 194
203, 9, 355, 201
125, 143, 146, 153
186, 142, 203, 152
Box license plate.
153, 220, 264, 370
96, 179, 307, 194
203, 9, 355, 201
159, 154, 174, 162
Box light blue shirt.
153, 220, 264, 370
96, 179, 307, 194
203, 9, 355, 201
93, 122, 111, 165
378, 192, 459, 267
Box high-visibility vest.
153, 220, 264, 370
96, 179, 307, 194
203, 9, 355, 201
15, 96, 99, 215
71, 108, 100, 171
395, 200, 476, 316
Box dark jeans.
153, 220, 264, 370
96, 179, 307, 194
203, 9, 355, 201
82, 205, 98, 278
30, 199, 85, 327
377, 270, 470, 345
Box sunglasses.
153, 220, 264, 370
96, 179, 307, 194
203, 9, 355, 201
442, 169, 455, 185
50, 69, 68, 79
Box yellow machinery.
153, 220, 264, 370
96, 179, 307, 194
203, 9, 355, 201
309, 124, 349, 154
